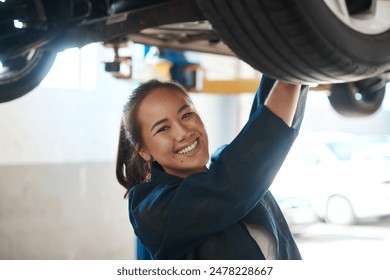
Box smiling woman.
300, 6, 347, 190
136, 86, 209, 178
116, 80, 205, 190
116, 76, 309, 260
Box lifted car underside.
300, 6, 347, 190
1, 0, 389, 116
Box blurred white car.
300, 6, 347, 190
271, 132, 390, 225
353, 142, 390, 162
275, 196, 319, 234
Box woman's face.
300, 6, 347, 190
137, 87, 209, 178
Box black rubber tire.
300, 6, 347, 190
195, 0, 390, 84
328, 77, 387, 117
0, 49, 57, 103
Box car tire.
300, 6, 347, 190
325, 195, 356, 225
328, 77, 387, 117
195, 0, 390, 84
0, 49, 57, 103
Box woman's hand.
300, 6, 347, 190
264, 81, 302, 127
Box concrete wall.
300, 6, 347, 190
0, 76, 137, 259
0, 162, 131, 259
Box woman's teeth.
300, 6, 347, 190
177, 140, 198, 155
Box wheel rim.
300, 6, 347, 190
326, 196, 355, 225
323, 0, 390, 34
0, 49, 43, 84
328, 77, 386, 116
353, 77, 387, 102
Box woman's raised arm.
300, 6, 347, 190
264, 81, 302, 127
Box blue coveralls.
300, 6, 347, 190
129, 76, 309, 259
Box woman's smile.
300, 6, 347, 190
176, 138, 199, 155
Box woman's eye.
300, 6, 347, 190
156, 126, 169, 133
182, 112, 193, 119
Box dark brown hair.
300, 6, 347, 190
116, 79, 193, 197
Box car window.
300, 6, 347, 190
325, 141, 368, 161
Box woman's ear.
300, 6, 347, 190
139, 148, 152, 162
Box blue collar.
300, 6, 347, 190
150, 162, 183, 185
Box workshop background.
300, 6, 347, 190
1, 43, 390, 259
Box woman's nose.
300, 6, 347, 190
174, 122, 192, 141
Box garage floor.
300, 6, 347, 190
296, 217, 390, 260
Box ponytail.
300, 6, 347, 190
116, 121, 150, 198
